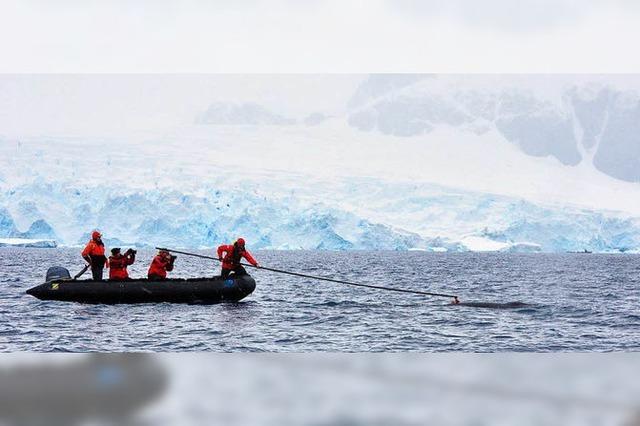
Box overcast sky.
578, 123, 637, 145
0, 74, 364, 137
1, 0, 639, 72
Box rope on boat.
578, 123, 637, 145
157, 247, 460, 303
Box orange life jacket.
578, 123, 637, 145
82, 239, 108, 267
82, 240, 105, 257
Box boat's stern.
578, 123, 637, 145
27, 266, 72, 300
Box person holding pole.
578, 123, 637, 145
217, 238, 259, 279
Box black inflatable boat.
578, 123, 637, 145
26, 266, 256, 304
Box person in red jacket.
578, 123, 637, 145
217, 238, 259, 279
108, 248, 136, 280
82, 230, 108, 280
147, 249, 176, 280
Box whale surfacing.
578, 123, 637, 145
453, 301, 531, 309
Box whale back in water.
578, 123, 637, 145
455, 301, 531, 309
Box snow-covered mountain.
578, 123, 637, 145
196, 102, 296, 126
1, 74, 640, 251
347, 75, 640, 182
195, 102, 330, 127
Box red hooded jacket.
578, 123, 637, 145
217, 244, 257, 270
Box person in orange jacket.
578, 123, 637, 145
108, 248, 136, 281
147, 249, 176, 280
217, 238, 259, 279
82, 230, 108, 280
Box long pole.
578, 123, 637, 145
157, 247, 460, 303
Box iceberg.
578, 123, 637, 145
0, 238, 57, 248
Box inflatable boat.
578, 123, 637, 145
26, 266, 256, 304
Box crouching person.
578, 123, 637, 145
148, 249, 176, 280
109, 248, 136, 280
217, 237, 259, 279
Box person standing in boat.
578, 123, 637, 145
82, 230, 108, 280
217, 238, 259, 279
108, 248, 136, 280
147, 249, 176, 280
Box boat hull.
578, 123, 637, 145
26, 275, 256, 304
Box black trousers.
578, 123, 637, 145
91, 264, 104, 281
88, 255, 107, 281
221, 265, 246, 279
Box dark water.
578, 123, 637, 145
1, 248, 639, 352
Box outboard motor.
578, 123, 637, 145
45, 266, 71, 282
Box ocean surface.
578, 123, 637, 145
1, 248, 639, 352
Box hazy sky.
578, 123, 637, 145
1, 0, 639, 72
0, 74, 364, 136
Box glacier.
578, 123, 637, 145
0, 181, 439, 250
1, 175, 639, 252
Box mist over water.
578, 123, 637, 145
1, 248, 639, 352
